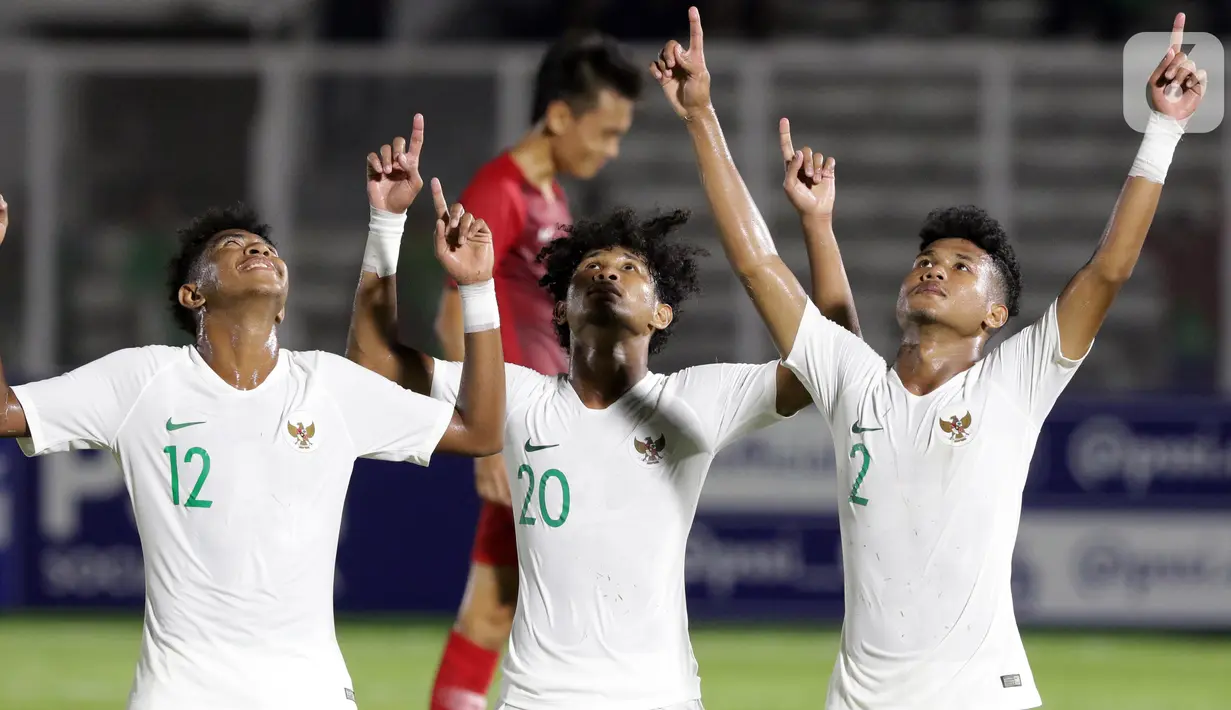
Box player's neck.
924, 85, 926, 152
509, 130, 559, 198
194, 308, 281, 391
567, 336, 650, 409
893, 326, 984, 395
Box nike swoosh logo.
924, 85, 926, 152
851, 423, 882, 434
166, 418, 206, 432
524, 439, 559, 453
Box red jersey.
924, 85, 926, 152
457, 153, 571, 375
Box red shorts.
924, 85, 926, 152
470, 501, 518, 567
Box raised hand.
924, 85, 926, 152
1148, 13, 1206, 122
366, 114, 426, 214
0, 194, 7, 246
430, 178, 494, 286
780, 118, 836, 219
649, 6, 712, 121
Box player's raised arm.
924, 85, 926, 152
0, 196, 28, 439
347, 117, 438, 394
779, 118, 861, 338
1055, 12, 1204, 359
650, 7, 808, 357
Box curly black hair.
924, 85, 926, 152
167, 203, 273, 337
537, 208, 706, 354
917, 205, 1021, 319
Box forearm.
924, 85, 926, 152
434, 287, 466, 361
685, 108, 808, 353
445, 281, 505, 456
345, 209, 433, 394
0, 353, 29, 438
801, 215, 860, 337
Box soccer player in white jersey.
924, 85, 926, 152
0, 155, 508, 709
653, 8, 1207, 709
346, 138, 820, 708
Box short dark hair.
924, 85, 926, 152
167, 203, 273, 336
917, 205, 1022, 319
530, 32, 643, 124
537, 208, 706, 354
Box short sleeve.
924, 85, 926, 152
672, 361, 788, 452
11, 346, 173, 456
783, 299, 886, 421
317, 354, 454, 466
983, 299, 1087, 426
430, 359, 548, 413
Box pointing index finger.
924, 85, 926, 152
1170, 12, 1185, 52
430, 178, 447, 216
408, 113, 424, 160
688, 6, 703, 54
779, 118, 795, 163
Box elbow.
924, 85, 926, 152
467, 426, 504, 457
1088, 258, 1134, 285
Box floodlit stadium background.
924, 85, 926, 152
0, 2, 1229, 708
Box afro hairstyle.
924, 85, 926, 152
166, 203, 273, 337
536, 207, 706, 354
917, 205, 1022, 319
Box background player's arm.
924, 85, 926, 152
0, 197, 29, 438
778, 118, 860, 338
1055, 16, 1204, 360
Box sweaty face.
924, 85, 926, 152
895, 238, 1006, 336
561, 246, 668, 342
188, 230, 289, 313
550, 88, 635, 179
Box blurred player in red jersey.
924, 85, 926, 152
430, 32, 643, 710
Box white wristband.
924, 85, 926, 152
458, 279, 500, 333
363, 206, 406, 277
1128, 112, 1185, 184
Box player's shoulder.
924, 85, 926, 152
285, 349, 363, 375
466, 154, 524, 193
96, 344, 191, 376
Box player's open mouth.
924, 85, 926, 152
239, 257, 277, 273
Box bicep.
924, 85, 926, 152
1055, 265, 1116, 361
739, 259, 810, 358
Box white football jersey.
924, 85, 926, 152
13, 345, 454, 710
784, 299, 1086, 710
432, 359, 788, 710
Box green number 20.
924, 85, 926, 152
517, 465, 571, 528
163, 445, 214, 508
848, 443, 871, 506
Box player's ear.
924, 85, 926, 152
983, 302, 1008, 331
178, 283, 206, 312
552, 300, 567, 327
650, 302, 673, 333
544, 100, 574, 137
275, 306, 285, 324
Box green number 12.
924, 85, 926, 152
848, 443, 871, 506
163, 445, 214, 508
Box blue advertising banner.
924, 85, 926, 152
12, 398, 1231, 628
1026, 398, 1231, 507
0, 439, 26, 608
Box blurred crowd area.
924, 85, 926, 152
0, 0, 1223, 394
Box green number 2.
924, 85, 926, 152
848, 443, 871, 506
163, 445, 214, 509
517, 464, 571, 528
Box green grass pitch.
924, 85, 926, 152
0, 616, 1227, 709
